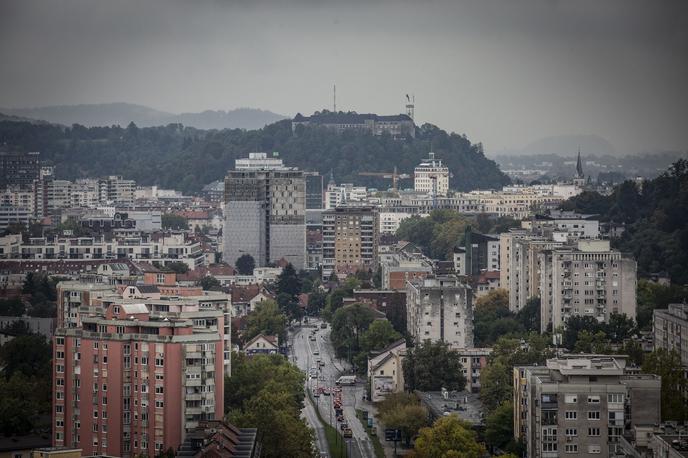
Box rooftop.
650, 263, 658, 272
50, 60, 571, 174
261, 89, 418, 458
419, 390, 484, 426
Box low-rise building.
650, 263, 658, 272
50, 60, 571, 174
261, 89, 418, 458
243, 334, 279, 355
368, 339, 406, 402
457, 348, 492, 392
654, 303, 688, 367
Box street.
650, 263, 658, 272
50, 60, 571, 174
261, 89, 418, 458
291, 318, 375, 458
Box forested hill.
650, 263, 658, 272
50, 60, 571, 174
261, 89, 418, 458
561, 159, 688, 284
0, 119, 510, 193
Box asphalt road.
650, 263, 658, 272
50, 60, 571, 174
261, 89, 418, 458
291, 319, 375, 458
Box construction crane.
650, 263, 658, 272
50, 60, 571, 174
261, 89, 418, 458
358, 166, 411, 191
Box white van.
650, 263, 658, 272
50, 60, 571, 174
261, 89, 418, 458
336, 375, 356, 386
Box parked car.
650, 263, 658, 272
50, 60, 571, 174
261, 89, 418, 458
340, 422, 348, 431
343, 428, 353, 438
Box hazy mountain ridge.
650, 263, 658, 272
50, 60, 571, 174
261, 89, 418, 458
493, 134, 618, 157
0, 103, 287, 130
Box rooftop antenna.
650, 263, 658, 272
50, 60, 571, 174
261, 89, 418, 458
405, 94, 415, 120
333, 84, 337, 112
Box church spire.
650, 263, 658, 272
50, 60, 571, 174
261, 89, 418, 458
576, 148, 584, 178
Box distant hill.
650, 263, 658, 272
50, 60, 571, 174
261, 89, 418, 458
0, 117, 510, 194
0, 111, 51, 125
495, 134, 618, 157
0, 103, 287, 130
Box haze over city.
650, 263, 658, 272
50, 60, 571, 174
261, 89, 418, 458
1, 0, 687, 154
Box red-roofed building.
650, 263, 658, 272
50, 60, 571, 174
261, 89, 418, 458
243, 334, 279, 355
475, 271, 500, 298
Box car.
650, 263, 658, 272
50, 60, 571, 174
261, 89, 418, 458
370, 428, 377, 436
340, 422, 348, 431
319, 361, 326, 366
336, 414, 344, 422
343, 428, 353, 438
323, 388, 331, 396
309, 335, 316, 341
313, 350, 319, 355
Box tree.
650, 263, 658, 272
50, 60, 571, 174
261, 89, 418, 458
199, 275, 222, 291
0, 298, 25, 316
380, 403, 429, 447
0, 334, 51, 379
480, 335, 553, 414
412, 416, 486, 458
561, 316, 600, 350
161, 213, 188, 230
306, 289, 326, 315
642, 349, 688, 421
224, 353, 313, 458
473, 289, 524, 346
243, 300, 287, 345
605, 313, 637, 343
622, 339, 645, 367
330, 303, 375, 366
516, 297, 541, 332
22, 272, 34, 294
229, 384, 316, 458
485, 401, 515, 452
165, 262, 189, 274
235, 254, 256, 275
361, 319, 402, 353
224, 352, 305, 412
573, 330, 611, 354
0, 372, 51, 435
276, 263, 302, 299
403, 340, 466, 392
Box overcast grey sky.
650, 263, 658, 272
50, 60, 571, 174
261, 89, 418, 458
0, 0, 686, 154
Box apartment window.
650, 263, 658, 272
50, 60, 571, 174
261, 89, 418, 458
103, 356, 108, 364
102, 383, 107, 391
56, 351, 64, 359
93, 342, 99, 349
565, 428, 577, 437
56, 405, 63, 414
155, 357, 164, 367
155, 400, 164, 408
608, 393, 624, 403
56, 378, 64, 386
564, 394, 577, 404
56, 337, 65, 345
92, 424, 99, 432
93, 410, 98, 418
565, 444, 578, 453
56, 364, 64, 373
588, 428, 600, 436
113, 306, 120, 314
587, 395, 600, 403
56, 391, 64, 400
565, 411, 577, 420
588, 445, 601, 454
155, 386, 164, 394
102, 396, 107, 405
588, 411, 600, 420
542, 443, 557, 452
56, 419, 64, 428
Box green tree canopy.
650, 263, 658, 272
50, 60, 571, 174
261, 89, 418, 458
412, 416, 486, 458
243, 300, 287, 345
361, 319, 402, 353
485, 401, 516, 452
161, 213, 188, 230
235, 254, 256, 275
642, 348, 688, 421
403, 340, 466, 392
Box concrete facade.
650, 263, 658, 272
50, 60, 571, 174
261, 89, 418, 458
406, 276, 473, 349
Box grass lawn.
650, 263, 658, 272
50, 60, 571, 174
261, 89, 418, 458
356, 409, 386, 458
308, 392, 347, 458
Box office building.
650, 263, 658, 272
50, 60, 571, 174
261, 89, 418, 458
514, 355, 660, 458
223, 153, 306, 269
0, 151, 42, 189
321, 206, 378, 278
414, 152, 449, 197
452, 231, 499, 277
406, 275, 473, 349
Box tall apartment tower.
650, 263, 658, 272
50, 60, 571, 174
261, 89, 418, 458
321, 205, 378, 279
406, 275, 474, 349
547, 240, 636, 331
52, 287, 231, 457
514, 356, 660, 458
414, 152, 450, 197
224, 153, 306, 269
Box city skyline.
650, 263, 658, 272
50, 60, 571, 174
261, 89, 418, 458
1, 0, 687, 155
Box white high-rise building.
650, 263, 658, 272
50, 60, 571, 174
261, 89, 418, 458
414, 152, 450, 197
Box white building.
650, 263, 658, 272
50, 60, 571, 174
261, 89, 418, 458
414, 152, 449, 197
406, 276, 473, 349
325, 183, 368, 209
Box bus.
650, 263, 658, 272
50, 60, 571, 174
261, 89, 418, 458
336, 375, 356, 386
